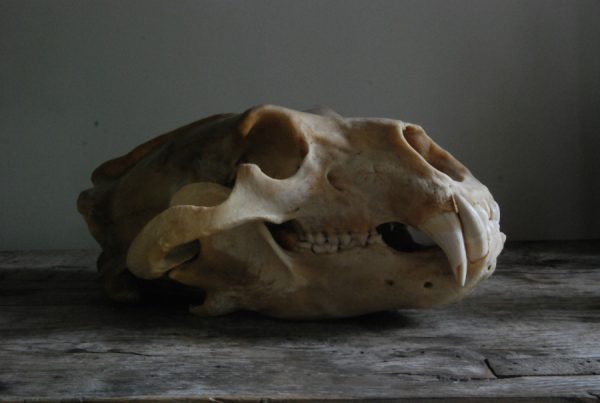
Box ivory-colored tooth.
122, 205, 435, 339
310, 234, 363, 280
456, 194, 488, 262
297, 241, 312, 250
326, 243, 338, 253
474, 205, 489, 225
490, 200, 500, 222
368, 233, 382, 245
312, 244, 327, 254
340, 233, 351, 247
340, 238, 356, 250
328, 234, 340, 247
306, 233, 315, 243
353, 232, 369, 246
482, 202, 492, 219
315, 232, 326, 245
420, 212, 467, 287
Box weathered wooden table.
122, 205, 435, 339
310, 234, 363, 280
1, 241, 599, 402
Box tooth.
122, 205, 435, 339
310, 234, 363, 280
353, 232, 369, 246
490, 200, 500, 222
315, 232, 326, 245
326, 243, 338, 253
456, 195, 488, 262
420, 212, 467, 286
474, 205, 489, 224
340, 240, 355, 250
297, 241, 312, 250
340, 233, 351, 247
327, 234, 340, 247
368, 233, 382, 245
312, 244, 327, 254
307, 233, 315, 243
483, 202, 492, 220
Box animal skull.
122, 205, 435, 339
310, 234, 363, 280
78, 105, 505, 319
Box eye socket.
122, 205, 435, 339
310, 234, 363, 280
403, 125, 465, 182
244, 114, 308, 179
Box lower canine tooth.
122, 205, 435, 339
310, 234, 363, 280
315, 233, 326, 245
420, 212, 468, 287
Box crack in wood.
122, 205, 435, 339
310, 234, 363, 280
484, 358, 500, 379
64, 348, 155, 357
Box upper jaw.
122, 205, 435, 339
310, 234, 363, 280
265, 193, 504, 288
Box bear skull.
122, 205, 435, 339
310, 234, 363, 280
79, 105, 505, 319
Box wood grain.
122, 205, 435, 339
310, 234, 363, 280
0, 241, 599, 401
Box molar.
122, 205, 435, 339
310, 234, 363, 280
325, 243, 338, 253
327, 233, 340, 247
340, 233, 352, 247
368, 231, 383, 245
315, 232, 326, 245
353, 232, 369, 246
297, 241, 312, 250
312, 244, 328, 254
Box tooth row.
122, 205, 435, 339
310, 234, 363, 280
295, 230, 383, 254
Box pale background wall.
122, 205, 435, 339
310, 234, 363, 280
1, 0, 599, 249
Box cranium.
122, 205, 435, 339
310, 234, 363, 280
78, 105, 505, 319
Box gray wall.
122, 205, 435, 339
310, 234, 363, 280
1, 0, 599, 249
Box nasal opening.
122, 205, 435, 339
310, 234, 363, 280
403, 124, 466, 182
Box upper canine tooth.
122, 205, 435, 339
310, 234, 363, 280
420, 212, 468, 287
456, 195, 488, 262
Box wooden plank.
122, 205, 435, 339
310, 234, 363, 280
487, 356, 600, 377
0, 249, 97, 269
0, 241, 599, 401
0, 267, 103, 306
